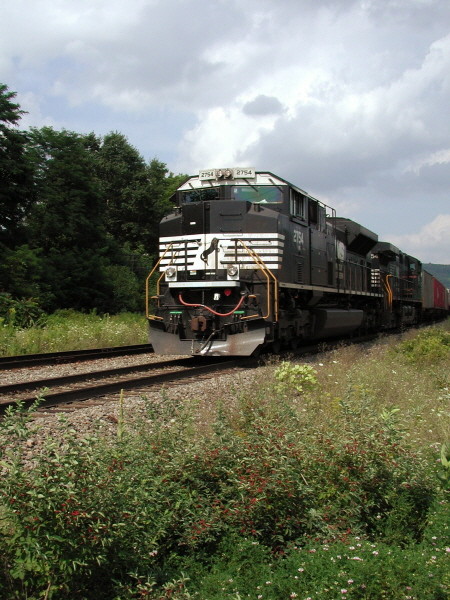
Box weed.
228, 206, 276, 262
0, 310, 147, 356
0, 325, 448, 598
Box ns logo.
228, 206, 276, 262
293, 229, 305, 252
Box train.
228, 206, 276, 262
146, 168, 449, 356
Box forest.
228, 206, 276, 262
0, 83, 186, 325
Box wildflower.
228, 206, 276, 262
290, 594, 298, 598
341, 590, 348, 594
372, 551, 379, 555
347, 579, 354, 584
298, 568, 305, 572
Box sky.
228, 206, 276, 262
1, 0, 449, 264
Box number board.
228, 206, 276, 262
199, 168, 256, 180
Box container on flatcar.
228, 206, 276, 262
421, 270, 435, 310
433, 276, 447, 310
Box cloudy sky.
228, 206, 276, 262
1, 0, 449, 263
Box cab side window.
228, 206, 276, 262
309, 200, 326, 231
290, 189, 305, 219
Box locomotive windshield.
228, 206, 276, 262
181, 188, 219, 203
231, 185, 284, 204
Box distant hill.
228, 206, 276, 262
423, 264, 450, 288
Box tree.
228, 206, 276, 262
26, 127, 113, 311
95, 133, 186, 256
0, 86, 187, 313
0, 83, 34, 248
95, 132, 152, 250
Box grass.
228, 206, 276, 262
0, 320, 448, 599
0, 310, 147, 356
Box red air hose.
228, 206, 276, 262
178, 293, 246, 317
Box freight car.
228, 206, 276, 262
146, 168, 448, 356
422, 269, 449, 322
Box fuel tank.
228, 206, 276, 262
312, 308, 364, 338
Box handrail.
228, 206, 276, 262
234, 239, 279, 321
383, 274, 393, 309
145, 244, 176, 319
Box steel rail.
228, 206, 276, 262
0, 357, 195, 395
0, 333, 382, 417
0, 357, 245, 415
0, 344, 153, 370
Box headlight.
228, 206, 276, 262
227, 265, 239, 279
165, 266, 177, 280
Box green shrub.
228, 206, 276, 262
0, 381, 441, 599
0, 327, 448, 598
392, 327, 450, 364
274, 361, 319, 394
0, 293, 46, 329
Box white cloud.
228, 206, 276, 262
405, 148, 450, 174
387, 215, 450, 263
1, 0, 450, 263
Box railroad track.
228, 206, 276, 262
0, 344, 153, 370
0, 356, 251, 415
0, 334, 380, 416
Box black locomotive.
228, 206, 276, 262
146, 168, 448, 356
